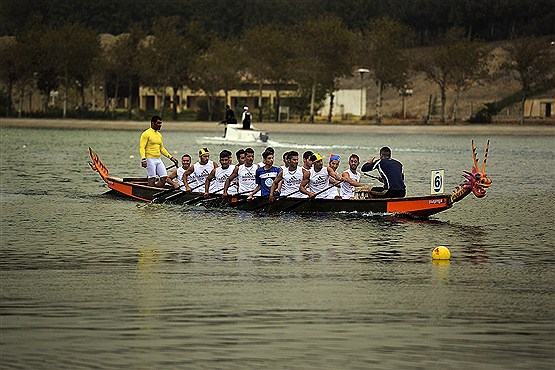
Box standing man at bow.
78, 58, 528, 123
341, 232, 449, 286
139, 115, 178, 187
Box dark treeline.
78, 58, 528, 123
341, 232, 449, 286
1, 0, 554, 44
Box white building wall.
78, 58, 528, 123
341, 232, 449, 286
319, 89, 366, 117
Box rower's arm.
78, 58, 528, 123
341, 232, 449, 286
247, 185, 261, 200
299, 171, 314, 197
223, 167, 239, 196
204, 169, 216, 195
328, 166, 343, 181
269, 171, 284, 197
182, 166, 194, 190
342, 172, 364, 187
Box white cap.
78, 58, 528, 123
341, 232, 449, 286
243, 106, 249, 110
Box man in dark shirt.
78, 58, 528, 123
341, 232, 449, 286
361, 146, 406, 198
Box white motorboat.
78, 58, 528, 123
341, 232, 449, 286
197, 124, 269, 146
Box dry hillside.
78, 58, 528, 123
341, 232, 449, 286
338, 38, 555, 124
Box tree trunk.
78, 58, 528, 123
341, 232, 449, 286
452, 89, 460, 123
114, 77, 120, 116
18, 85, 24, 118
172, 86, 178, 120
309, 83, 316, 123
375, 79, 382, 124
62, 69, 68, 119
7, 80, 13, 116
440, 86, 446, 123
127, 78, 133, 119
327, 82, 334, 123
159, 89, 166, 117
258, 82, 263, 122
520, 95, 526, 125
275, 85, 280, 122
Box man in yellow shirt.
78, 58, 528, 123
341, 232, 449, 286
139, 116, 178, 187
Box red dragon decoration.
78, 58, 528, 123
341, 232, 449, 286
450, 140, 492, 203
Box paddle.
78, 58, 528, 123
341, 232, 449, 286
362, 172, 382, 181
182, 186, 225, 206
279, 179, 345, 212
225, 189, 258, 207
165, 163, 177, 170
164, 182, 204, 203
248, 188, 304, 211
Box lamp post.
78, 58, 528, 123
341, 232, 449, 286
357, 68, 370, 117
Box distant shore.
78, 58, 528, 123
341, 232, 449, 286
1, 117, 554, 136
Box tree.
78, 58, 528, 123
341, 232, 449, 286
448, 38, 489, 122
104, 26, 145, 117
242, 24, 296, 122
418, 28, 488, 123
359, 17, 413, 123
56, 23, 99, 117
138, 17, 209, 119
137, 17, 188, 119
292, 15, 356, 123
0, 38, 19, 116
190, 37, 244, 121
503, 37, 554, 124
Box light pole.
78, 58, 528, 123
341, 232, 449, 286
357, 68, 369, 117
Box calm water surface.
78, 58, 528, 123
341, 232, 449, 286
1, 126, 554, 369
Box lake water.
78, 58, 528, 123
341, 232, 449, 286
1, 126, 554, 369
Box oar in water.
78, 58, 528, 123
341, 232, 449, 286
192, 187, 227, 207
137, 187, 181, 207
248, 188, 304, 212
164, 182, 203, 203
279, 180, 345, 213
225, 190, 257, 207
182, 186, 225, 206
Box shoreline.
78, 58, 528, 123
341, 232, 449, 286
1, 117, 554, 135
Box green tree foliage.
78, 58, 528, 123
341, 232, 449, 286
0, 37, 18, 116
448, 37, 489, 122
290, 15, 356, 123
359, 17, 413, 123
418, 29, 490, 123
104, 26, 145, 117
190, 37, 244, 121
3, 0, 552, 43
242, 24, 297, 122
502, 37, 555, 124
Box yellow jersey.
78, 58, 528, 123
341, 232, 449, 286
139, 127, 172, 159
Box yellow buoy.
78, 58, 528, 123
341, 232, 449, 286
432, 246, 451, 260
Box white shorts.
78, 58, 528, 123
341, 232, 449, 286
146, 158, 168, 179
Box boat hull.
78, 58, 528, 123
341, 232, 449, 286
89, 147, 479, 219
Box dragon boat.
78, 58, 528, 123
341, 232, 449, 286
88, 141, 491, 218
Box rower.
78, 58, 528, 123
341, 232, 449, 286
223, 147, 259, 197
340, 154, 366, 199
204, 150, 235, 196
182, 147, 219, 192
167, 154, 196, 191
248, 149, 282, 200
300, 153, 343, 199
270, 151, 303, 200
324, 154, 342, 199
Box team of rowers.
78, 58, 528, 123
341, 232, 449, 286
166, 145, 406, 200
140, 116, 406, 201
